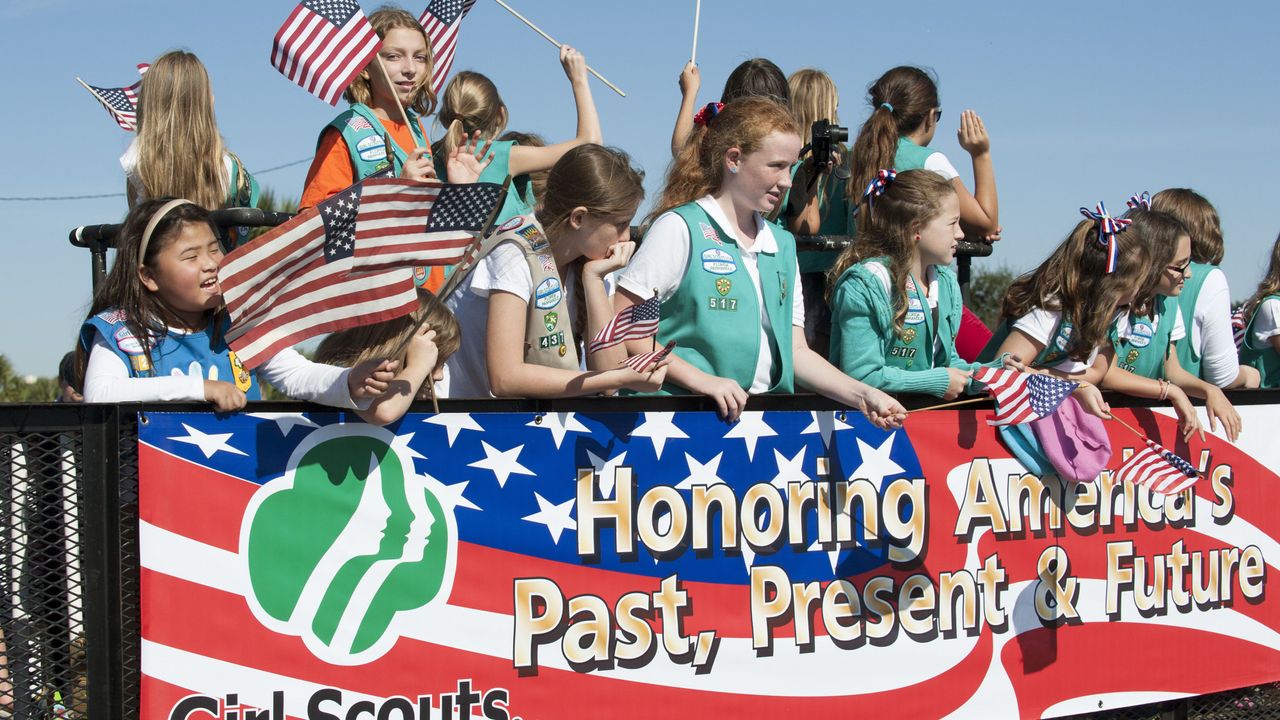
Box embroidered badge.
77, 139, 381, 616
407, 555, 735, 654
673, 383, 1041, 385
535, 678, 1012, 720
347, 116, 375, 132
499, 216, 524, 233
1129, 320, 1154, 348
543, 312, 559, 332
905, 296, 926, 325
114, 326, 145, 356
715, 277, 731, 296
538, 253, 555, 272
538, 332, 565, 349
355, 134, 387, 162
699, 222, 723, 246
413, 266, 429, 288
517, 225, 546, 243
229, 351, 253, 392
708, 297, 738, 311
559, 345, 568, 357
534, 278, 563, 310
700, 248, 736, 275
1126, 349, 1140, 365
901, 327, 918, 344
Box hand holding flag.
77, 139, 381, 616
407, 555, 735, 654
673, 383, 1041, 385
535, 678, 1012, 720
590, 296, 661, 354
1115, 437, 1200, 495
972, 367, 1078, 426
622, 341, 676, 373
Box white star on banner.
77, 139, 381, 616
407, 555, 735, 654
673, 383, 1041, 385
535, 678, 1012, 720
849, 434, 905, 487
800, 411, 853, 448
468, 442, 534, 488
809, 536, 840, 574
674, 452, 726, 490
523, 492, 576, 544
723, 411, 777, 461
769, 447, 809, 491
422, 413, 483, 446
169, 423, 247, 458
526, 412, 589, 449
433, 479, 480, 513
247, 412, 319, 436
630, 412, 689, 459
391, 432, 426, 461
584, 449, 629, 496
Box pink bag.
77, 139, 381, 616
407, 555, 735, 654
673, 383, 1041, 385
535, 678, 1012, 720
1030, 395, 1113, 483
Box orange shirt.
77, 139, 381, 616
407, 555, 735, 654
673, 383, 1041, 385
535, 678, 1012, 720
299, 114, 429, 210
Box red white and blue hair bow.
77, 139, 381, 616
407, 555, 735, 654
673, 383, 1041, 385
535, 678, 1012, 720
693, 102, 724, 127
1126, 191, 1152, 211
862, 169, 897, 217
1079, 201, 1132, 274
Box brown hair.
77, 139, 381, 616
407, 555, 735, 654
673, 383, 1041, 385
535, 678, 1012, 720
539, 144, 646, 338
86, 199, 221, 369
1001, 214, 1153, 361
1240, 231, 1280, 328
826, 170, 955, 333
649, 97, 798, 224
847, 66, 940, 218
343, 6, 437, 116
499, 130, 548, 207
1123, 209, 1189, 316
314, 290, 460, 386
721, 58, 789, 105
430, 71, 506, 164
135, 51, 229, 210
1151, 188, 1224, 265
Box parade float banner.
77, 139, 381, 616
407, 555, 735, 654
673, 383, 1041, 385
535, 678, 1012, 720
137, 404, 1280, 720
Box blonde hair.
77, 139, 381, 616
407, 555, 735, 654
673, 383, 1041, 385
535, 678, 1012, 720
135, 51, 229, 211
314, 291, 460, 381
1151, 188, 1225, 265
430, 71, 507, 163
788, 68, 840, 135
343, 6, 437, 116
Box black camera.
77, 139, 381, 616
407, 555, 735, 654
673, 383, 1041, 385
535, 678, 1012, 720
810, 119, 848, 172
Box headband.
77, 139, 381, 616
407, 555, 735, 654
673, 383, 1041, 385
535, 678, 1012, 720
880, 102, 895, 113
1126, 191, 1152, 211
1079, 201, 1132, 274
862, 169, 897, 217
693, 101, 725, 127
139, 199, 196, 262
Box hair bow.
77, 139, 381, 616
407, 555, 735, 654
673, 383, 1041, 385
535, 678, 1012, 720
1126, 191, 1152, 211
1079, 201, 1132, 274
693, 102, 725, 127
862, 169, 897, 217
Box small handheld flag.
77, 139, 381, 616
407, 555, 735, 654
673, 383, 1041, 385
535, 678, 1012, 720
622, 341, 677, 373
972, 367, 1079, 426
1115, 438, 1200, 495
77, 77, 141, 131
589, 296, 661, 354
420, 0, 476, 96
272, 0, 382, 105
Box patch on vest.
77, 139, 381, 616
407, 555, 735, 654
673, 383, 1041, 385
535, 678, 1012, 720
356, 134, 387, 162
1126, 349, 1140, 365
413, 266, 430, 287
538, 332, 565, 349
97, 309, 128, 324
347, 116, 375, 132
229, 351, 253, 392
114, 326, 146, 355
715, 277, 731, 296
905, 296, 926, 325
534, 278, 563, 310
700, 248, 737, 275
699, 222, 723, 246
543, 312, 558, 331
517, 224, 547, 248
900, 327, 917, 344
1055, 326, 1072, 351
498, 216, 524, 232
708, 297, 738, 311
1128, 320, 1154, 349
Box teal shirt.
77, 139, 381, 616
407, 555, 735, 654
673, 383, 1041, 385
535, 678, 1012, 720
895, 136, 940, 171
323, 103, 428, 179
830, 259, 990, 396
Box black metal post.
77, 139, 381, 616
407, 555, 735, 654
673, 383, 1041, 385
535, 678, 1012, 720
79, 405, 123, 719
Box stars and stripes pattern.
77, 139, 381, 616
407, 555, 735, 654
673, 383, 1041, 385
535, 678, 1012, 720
272, 0, 382, 105
973, 367, 1079, 426
1232, 306, 1248, 349
589, 295, 662, 354
351, 178, 505, 273
80, 78, 142, 131
420, 0, 476, 96
621, 340, 676, 373
1126, 191, 1152, 211
1080, 201, 1132, 274
1114, 437, 1200, 495
220, 176, 418, 369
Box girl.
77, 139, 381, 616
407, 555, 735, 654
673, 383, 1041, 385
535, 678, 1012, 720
615, 97, 905, 427
1150, 188, 1258, 388
980, 206, 1201, 440
123, 50, 258, 248
443, 144, 667, 398
829, 169, 996, 399
1103, 208, 1240, 440
80, 199, 395, 411
431, 45, 602, 227
315, 289, 460, 425
670, 57, 789, 157
1238, 232, 1280, 387
848, 66, 1001, 361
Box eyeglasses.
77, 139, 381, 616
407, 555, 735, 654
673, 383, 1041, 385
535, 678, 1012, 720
1166, 259, 1192, 275
933, 108, 943, 123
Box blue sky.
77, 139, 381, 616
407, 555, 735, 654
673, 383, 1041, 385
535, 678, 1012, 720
1, 0, 1278, 375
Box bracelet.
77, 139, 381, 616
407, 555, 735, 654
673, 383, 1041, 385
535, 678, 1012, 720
1158, 379, 1169, 401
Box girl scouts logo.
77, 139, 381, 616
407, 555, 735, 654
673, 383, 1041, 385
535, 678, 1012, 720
905, 296, 926, 325
498, 216, 524, 233
700, 248, 737, 275
543, 311, 559, 331
534, 278, 563, 309
715, 277, 732, 296
242, 425, 457, 665
1129, 320, 1154, 348
114, 327, 152, 373
355, 134, 387, 163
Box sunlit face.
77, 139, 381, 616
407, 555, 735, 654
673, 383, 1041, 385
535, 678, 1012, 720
1156, 234, 1193, 297
368, 26, 430, 110
139, 222, 223, 329
571, 208, 637, 261
915, 192, 962, 267
724, 131, 802, 214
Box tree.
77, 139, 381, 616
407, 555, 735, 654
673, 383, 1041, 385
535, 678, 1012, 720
0, 355, 59, 403
968, 263, 1016, 330
247, 185, 300, 241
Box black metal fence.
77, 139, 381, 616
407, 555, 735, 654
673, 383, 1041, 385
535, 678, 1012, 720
0, 397, 1276, 719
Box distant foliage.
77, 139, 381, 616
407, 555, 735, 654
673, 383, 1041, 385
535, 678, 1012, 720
0, 355, 59, 402
968, 263, 1016, 330
248, 186, 300, 241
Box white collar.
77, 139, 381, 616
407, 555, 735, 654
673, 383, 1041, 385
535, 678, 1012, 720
695, 195, 778, 254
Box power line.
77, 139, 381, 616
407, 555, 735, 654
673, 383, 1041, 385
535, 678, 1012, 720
0, 156, 312, 202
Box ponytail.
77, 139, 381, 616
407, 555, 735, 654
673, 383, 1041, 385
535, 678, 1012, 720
430, 71, 506, 164
847, 66, 940, 216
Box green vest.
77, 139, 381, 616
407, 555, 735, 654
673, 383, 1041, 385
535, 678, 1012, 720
323, 103, 428, 180
1111, 296, 1178, 379
1172, 261, 1215, 378
436, 139, 536, 228
1241, 295, 1280, 388
780, 157, 852, 273
894, 137, 936, 171
981, 314, 1076, 369
859, 259, 951, 372
222, 154, 261, 250
656, 203, 796, 394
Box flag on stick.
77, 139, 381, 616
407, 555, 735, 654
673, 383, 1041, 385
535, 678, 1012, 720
622, 340, 676, 373
589, 296, 661, 354
272, 0, 382, 105
77, 77, 141, 131
352, 177, 506, 273
1114, 438, 1200, 495
420, 0, 476, 96
972, 367, 1079, 426
220, 178, 418, 369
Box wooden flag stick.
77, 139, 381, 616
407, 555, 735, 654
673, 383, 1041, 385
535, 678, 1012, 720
691, 0, 702, 64
1108, 413, 1148, 442
375, 55, 427, 150
906, 396, 990, 414
491, 0, 627, 97
427, 373, 440, 414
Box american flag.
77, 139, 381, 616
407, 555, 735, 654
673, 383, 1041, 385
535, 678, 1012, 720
272, 0, 382, 105
352, 178, 505, 273
589, 295, 662, 354
622, 340, 676, 372
419, 0, 476, 96
1115, 437, 1201, 495
220, 178, 419, 369
1232, 306, 1248, 349
79, 78, 141, 131
972, 367, 1078, 426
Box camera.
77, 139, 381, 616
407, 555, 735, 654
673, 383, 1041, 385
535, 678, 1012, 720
810, 119, 848, 172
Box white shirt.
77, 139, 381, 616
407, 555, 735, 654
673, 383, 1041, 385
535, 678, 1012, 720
120, 138, 234, 202
1188, 267, 1241, 387
84, 329, 362, 408
617, 196, 804, 394
1252, 298, 1280, 345
1013, 307, 1098, 374
443, 241, 581, 398
923, 151, 961, 181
